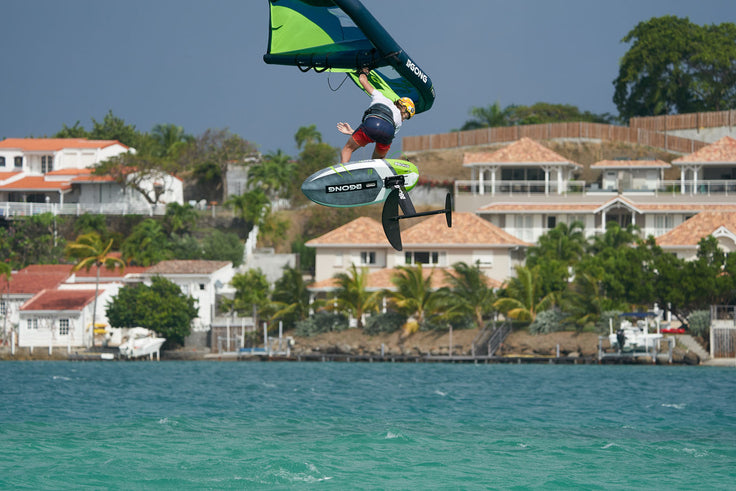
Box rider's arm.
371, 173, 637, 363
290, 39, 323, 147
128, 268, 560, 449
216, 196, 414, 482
358, 69, 375, 95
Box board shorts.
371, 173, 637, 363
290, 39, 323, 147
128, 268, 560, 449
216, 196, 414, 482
352, 116, 395, 154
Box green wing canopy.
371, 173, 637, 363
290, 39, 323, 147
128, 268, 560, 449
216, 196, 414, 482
264, 0, 435, 115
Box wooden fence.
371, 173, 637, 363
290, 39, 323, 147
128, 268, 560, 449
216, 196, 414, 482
631, 109, 736, 132
402, 121, 711, 154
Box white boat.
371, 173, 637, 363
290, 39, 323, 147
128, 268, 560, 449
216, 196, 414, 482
609, 313, 663, 352
119, 327, 166, 360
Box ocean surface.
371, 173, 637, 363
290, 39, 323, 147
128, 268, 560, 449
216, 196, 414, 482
0, 362, 734, 490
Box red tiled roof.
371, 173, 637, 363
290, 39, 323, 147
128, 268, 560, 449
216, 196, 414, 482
591, 159, 670, 169
0, 265, 72, 294
0, 171, 22, 181
306, 216, 390, 246
45, 168, 95, 176
656, 211, 736, 247
672, 136, 736, 163
72, 264, 147, 279
309, 266, 502, 291
0, 175, 71, 191
0, 138, 126, 152
463, 137, 581, 167
145, 260, 231, 275
21, 289, 99, 311
403, 212, 531, 246
72, 175, 116, 183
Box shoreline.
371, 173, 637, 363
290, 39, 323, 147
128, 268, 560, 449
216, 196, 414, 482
1, 329, 729, 365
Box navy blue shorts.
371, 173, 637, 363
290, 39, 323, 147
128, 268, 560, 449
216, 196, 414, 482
357, 116, 395, 145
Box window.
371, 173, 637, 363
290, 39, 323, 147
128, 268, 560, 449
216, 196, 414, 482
27, 319, 38, 330
547, 216, 556, 229
41, 155, 54, 173
199, 284, 205, 290
0, 156, 5, 167
360, 251, 376, 265
405, 251, 439, 265
14, 156, 23, 168
59, 319, 70, 336
0, 300, 6, 315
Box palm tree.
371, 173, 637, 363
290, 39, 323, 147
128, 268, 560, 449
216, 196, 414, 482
294, 125, 322, 150
248, 150, 294, 199
121, 219, 171, 266
270, 266, 311, 329
225, 188, 271, 227
442, 262, 496, 330
163, 202, 199, 236
65, 232, 125, 347
330, 264, 381, 329
460, 101, 514, 130
151, 123, 193, 159
387, 264, 443, 334
494, 265, 556, 322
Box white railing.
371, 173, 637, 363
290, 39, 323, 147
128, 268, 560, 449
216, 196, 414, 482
454, 180, 586, 196
454, 179, 736, 196
0, 201, 165, 217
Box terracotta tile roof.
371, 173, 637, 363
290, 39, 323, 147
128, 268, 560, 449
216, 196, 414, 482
72, 175, 116, 183
45, 168, 94, 176
145, 260, 231, 275
0, 171, 22, 181
463, 137, 581, 167
72, 264, 148, 280
309, 266, 502, 291
0, 175, 71, 191
21, 289, 99, 311
403, 212, 532, 246
306, 216, 390, 247
656, 211, 736, 247
591, 159, 670, 169
0, 265, 72, 294
0, 138, 127, 152
672, 136, 736, 163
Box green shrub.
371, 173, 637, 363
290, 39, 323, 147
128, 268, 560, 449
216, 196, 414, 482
688, 310, 710, 338
294, 312, 348, 337
529, 309, 566, 334
363, 311, 405, 335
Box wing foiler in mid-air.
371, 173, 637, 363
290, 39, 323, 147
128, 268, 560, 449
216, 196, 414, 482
301, 159, 452, 251
264, 0, 448, 250
263, 0, 435, 114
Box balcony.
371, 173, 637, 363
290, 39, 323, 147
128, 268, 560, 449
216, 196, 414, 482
454, 179, 736, 197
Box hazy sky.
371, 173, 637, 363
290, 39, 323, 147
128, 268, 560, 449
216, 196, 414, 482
2, 0, 735, 159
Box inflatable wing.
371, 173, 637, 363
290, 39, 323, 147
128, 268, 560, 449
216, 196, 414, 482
264, 0, 435, 115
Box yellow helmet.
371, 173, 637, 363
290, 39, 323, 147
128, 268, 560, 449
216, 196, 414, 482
397, 97, 415, 119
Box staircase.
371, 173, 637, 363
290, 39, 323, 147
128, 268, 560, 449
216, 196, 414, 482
676, 334, 710, 361
472, 320, 512, 357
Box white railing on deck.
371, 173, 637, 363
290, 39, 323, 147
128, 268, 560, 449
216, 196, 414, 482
455, 179, 736, 196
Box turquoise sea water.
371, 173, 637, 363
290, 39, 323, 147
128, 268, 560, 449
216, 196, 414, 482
0, 362, 734, 490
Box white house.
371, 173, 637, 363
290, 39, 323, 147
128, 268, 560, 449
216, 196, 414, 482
0, 138, 183, 213
455, 136, 736, 245
0, 265, 72, 338
656, 211, 736, 261
306, 212, 530, 287
17, 288, 115, 349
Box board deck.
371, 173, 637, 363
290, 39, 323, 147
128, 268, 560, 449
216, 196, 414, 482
301, 159, 419, 208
